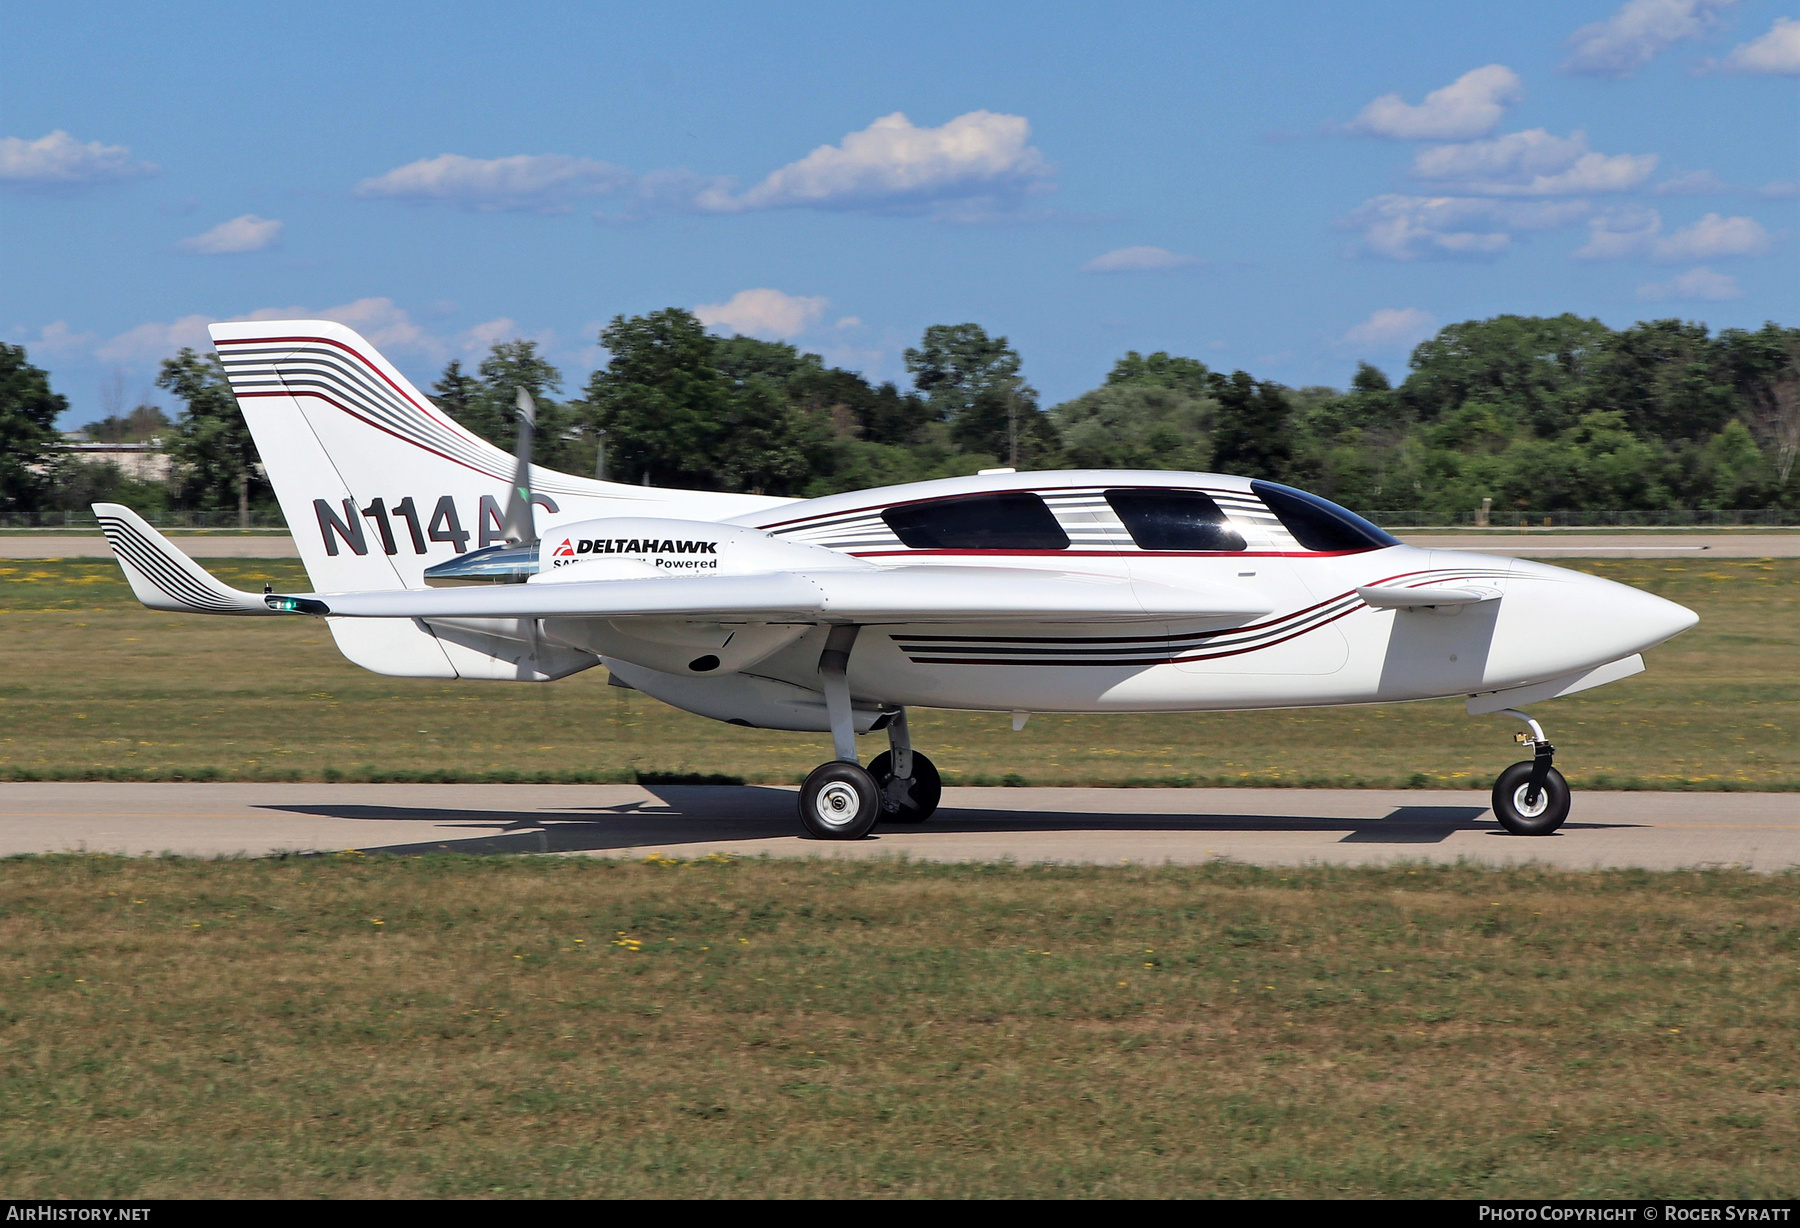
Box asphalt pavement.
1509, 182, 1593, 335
2, 783, 1794, 871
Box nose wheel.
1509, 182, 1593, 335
1489, 709, 1570, 836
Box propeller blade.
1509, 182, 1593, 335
500, 387, 538, 545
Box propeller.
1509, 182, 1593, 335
500, 386, 537, 546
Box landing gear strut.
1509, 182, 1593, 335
869, 709, 941, 824
1490, 708, 1571, 836
798, 625, 881, 840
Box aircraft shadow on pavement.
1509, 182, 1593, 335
261, 787, 1633, 857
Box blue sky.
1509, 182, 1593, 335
4, 0, 1796, 426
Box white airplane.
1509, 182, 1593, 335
96, 320, 1698, 840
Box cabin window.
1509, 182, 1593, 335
1252, 481, 1398, 552
1104, 489, 1246, 552
881, 492, 1070, 550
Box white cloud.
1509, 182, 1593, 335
177, 214, 283, 255
1755, 180, 1800, 200
355, 111, 1052, 223
0, 130, 158, 189
1637, 267, 1744, 300
1342, 194, 1591, 260
1343, 65, 1523, 140
1080, 246, 1200, 273
1576, 209, 1774, 260
354, 152, 633, 212
19, 321, 99, 356
1653, 168, 1729, 195
699, 111, 1051, 217
96, 314, 219, 363
1653, 211, 1773, 260
694, 289, 829, 340
1709, 16, 1800, 74
458, 318, 522, 353
1412, 129, 1657, 196
1335, 308, 1439, 353
293, 297, 444, 357
1574, 207, 1665, 258
96, 297, 447, 365
1564, 0, 1736, 77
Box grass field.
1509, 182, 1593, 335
1, 855, 1794, 1198
0, 557, 1794, 789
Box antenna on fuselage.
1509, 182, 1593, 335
500, 386, 537, 546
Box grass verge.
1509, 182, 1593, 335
1, 854, 1795, 1198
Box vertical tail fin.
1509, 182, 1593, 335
202, 320, 787, 679
205, 319, 783, 594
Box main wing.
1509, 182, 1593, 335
271, 566, 1272, 625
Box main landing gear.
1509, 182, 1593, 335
796, 627, 941, 840
1490, 708, 1571, 836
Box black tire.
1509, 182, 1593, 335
1490, 760, 1571, 836
867, 750, 942, 824
798, 761, 882, 840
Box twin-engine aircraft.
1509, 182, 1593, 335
97, 320, 1698, 839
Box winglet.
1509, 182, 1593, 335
92, 503, 277, 616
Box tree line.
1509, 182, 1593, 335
1, 310, 1795, 526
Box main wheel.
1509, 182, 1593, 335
1490, 760, 1571, 836
867, 750, 942, 824
798, 761, 882, 840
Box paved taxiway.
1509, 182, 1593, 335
2, 783, 1795, 871
4, 532, 1798, 559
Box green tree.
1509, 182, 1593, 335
0, 344, 67, 524
904, 323, 1055, 465
430, 359, 481, 432
584, 309, 735, 489
81, 404, 170, 443
1210, 371, 1291, 481
1103, 349, 1213, 399
1719, 323, 1800, 488
431, 343, 586, 471
1050, 383, 1213, 471
158, 349, 265, 525
583, 310, 830, 494
1584, 319, 1736, 443
1401, 314, 1612, 437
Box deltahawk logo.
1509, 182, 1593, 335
550, 536, 724, 570
572, 538, 718, 555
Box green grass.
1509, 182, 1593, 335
0, 557, 1795, 788
1, 855, 1794, 1198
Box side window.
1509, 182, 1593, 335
1251, 481, 1398, 552
1104, 489, 1246, 552
881, 492, 1070, 550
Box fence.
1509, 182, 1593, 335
0, 509, 291, 530
1366, 508, 1799, 529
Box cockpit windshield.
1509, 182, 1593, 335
1251, 481, 1398, 552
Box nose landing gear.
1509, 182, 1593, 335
1489, 708, 1570, 836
